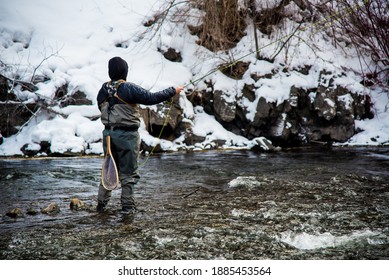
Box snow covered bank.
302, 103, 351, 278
0, 0, 388, 157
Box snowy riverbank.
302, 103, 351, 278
0, 0, 388, 157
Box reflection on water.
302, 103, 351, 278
0, 147, 388, 259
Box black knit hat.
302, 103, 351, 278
108, 57, 128, 81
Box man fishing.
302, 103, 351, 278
96, 56, 184, 214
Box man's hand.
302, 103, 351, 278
175, 86, 184, 94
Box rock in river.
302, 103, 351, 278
6, 208, 24, 218
41, 203, 60, 215
69, 198, 85, 210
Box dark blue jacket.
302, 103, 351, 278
97, 81, 176, 108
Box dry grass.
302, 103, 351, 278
188, 0, 248, 51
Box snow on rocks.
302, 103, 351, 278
0, 0, 388, 157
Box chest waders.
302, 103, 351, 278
101, 80, 125, 191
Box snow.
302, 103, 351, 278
338, 94, 353, 110
274, 113, 287, 137
0, 0, 388, 156
344, 90, 389, 146
192, 106, 249, 147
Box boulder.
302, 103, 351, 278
337, 93, 355, 117
318, 119, 355, 142
252, 97, 273, 127
21, 143, 40, 157
251, 137, 281, 152
139, 96, 183, 140
220, 61, 250, 80
313, 92, 336, 121
159, 47, 182, 62
184, 132, 206, 146
241, 83, 256, 102
140, 141, 162, 154
0, 103, 37, 137
59, 89, 93, 107
213, 90, 236, 122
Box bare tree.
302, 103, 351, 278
331, 0, 389, 87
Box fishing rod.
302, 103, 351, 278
139, 0, 368, 166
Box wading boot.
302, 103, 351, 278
121, 206, 136, 215
96, 202, 107, 212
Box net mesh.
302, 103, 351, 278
102, 154, 118, 190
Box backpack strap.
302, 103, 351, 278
105, 80, 136, 108
112, 79, 126, 90
114, 92, 137, 107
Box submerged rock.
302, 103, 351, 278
69, 198, 85, 210
41, 203, 60, 215
6, 208, 24, 218
26, 208, 38, 216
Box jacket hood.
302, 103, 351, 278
108, 57, 128, 81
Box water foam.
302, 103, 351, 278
228, 176, 262, 188
279, 230, 382, 250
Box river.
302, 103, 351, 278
0, 147, 388, 259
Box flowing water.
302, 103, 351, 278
0, 147, 388, 259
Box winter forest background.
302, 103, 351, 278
0, 0, 388, 157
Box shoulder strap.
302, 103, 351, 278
114, 92, 137, 107
102, 80, 136, 108
112, 79, 126, 90
110, 80, 137, 107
